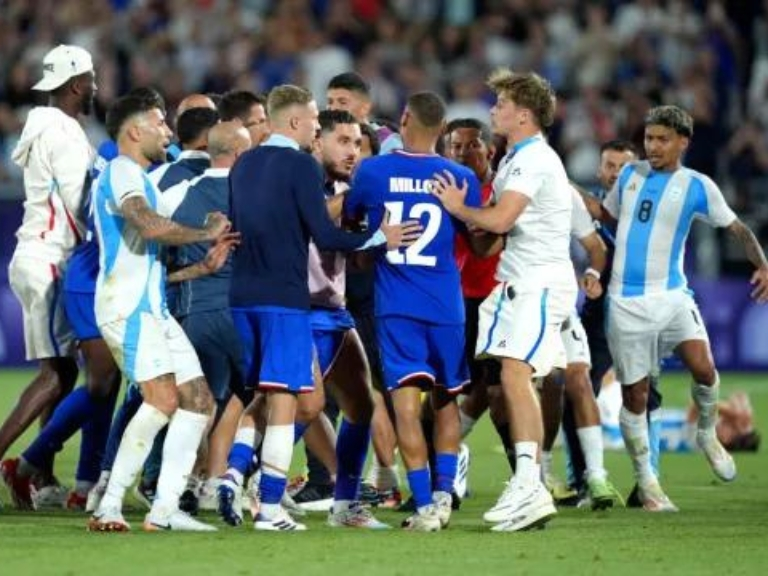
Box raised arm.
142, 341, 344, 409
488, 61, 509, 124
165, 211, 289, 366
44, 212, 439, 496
726, 219, 768, 303
121, 196, 229, 246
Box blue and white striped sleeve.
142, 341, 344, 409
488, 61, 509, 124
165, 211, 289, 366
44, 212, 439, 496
700, 175, 737, 228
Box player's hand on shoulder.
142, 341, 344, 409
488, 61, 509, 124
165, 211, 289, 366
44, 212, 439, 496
204, 211, 231, 240
432, 170, 468, 214
750, 265, 768, 304
380, 208, 423, 250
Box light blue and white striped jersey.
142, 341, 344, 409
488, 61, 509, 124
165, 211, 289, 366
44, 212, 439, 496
604, 160, 737, 297
93, 155, 171, 325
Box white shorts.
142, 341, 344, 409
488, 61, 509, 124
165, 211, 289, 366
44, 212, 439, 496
560, 311, 591, 367
8, 252, 76, 360
476, 282, 576, 377
99, 312, 203, 385
606, 290, 709, 385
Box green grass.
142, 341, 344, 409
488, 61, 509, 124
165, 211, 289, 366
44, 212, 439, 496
1, 369, 767, 575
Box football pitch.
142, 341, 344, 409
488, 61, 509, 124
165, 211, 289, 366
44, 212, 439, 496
0, 369, 766, 575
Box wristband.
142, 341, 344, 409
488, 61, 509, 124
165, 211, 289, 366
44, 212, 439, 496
584, 267, 601, 281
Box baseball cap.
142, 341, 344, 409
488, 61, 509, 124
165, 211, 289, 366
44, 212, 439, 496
32, 45, 94, 91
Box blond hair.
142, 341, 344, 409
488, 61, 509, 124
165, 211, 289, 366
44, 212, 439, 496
266, 84, 313, 119
487, 68, 556, 128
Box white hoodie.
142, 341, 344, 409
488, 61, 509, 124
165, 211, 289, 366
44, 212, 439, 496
11, 106, 94, 260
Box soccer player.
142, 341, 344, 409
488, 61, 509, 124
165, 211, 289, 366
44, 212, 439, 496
597, 106, 768, 510
327, 72, 402, 153
1, 45, 97, 504
228, 84, 417, 531
432, 70, 576, 532
219, 90, 270, 146
87, 88, 232, 532
346, 91, 483, 531
327, 72, 404, 507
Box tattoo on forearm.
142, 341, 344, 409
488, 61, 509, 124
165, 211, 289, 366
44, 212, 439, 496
122, 197, 209, 245
729, 219, 768, 268
167, 263, 205, 284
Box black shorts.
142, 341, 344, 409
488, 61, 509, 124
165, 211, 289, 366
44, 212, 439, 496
464, 296, 501, 387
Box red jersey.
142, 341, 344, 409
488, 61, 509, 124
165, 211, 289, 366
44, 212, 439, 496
455, 181, 500, 298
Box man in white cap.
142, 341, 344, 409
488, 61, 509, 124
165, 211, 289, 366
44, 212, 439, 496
0, 45, 97, 506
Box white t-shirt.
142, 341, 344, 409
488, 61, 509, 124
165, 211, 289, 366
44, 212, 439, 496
93, 156, 172, 325
493, 134, 576, 291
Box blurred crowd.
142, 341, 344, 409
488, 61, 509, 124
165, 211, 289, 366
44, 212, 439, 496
2, 0, 768, 268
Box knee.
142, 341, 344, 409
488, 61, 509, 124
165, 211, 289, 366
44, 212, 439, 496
296, 394, 324, 424
150, 386, 180, 416
622, 383, 647, 414
564, 366, 593, 400
87, 367, 122, 401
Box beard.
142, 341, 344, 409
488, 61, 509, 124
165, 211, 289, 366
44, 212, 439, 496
80, 93, 95, 116
323, 160, 352, 183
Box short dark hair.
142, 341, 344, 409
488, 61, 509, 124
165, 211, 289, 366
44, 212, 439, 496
644, 105, 694, 137
360, 123, 380, 156
176, 107, 220, 147
600, 139, 639, 156
105, 87, 165, 141
444, 118, 492, 144
219, 90, 266, 122
406, 91, 446, 129
327, 72, 370, 96
318, 109, 358, 134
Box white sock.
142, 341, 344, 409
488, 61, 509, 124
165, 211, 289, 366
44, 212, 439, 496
151, 409, 210, 515
541, 450, 553, 479
514, 441, 540, 486
99, 403, 169, 512
692, 376, 719, 432
259, 424, 294, 520
332, 499, 352, 514
459, 410, 477, 439
235, 426, 256, 447
619, 407, 655, 486
577, 425, 607, 482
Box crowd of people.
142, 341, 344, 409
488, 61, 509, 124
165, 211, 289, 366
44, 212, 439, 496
0, 31, 766, 533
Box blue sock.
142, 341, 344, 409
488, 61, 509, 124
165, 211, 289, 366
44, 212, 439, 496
22, 387, 98, 470
406, 467, 433, 509
294, 422, 308, 444
434, 453, 458, 494
228, 442, 254, 479
649, 411, 662, 478
334, 419, 369, 502
101, 384, 143, 471
259, 472, 287, 506
76, 392, 117, 483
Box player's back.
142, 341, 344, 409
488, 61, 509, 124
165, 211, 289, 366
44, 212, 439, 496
348, 150, 481, 325
229, 145, 322, 309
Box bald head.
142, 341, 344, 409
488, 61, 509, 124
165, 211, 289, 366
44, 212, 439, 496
178, 93, 217, 117
207, 121, 252, 168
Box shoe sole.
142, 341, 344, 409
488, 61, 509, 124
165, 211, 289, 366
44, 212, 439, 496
87, 518, 130, 532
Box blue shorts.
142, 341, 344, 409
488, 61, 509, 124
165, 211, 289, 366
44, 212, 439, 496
377, 316, 469, 393
232, 306, 314, 394
63, 291, 100, 342
182, 310, 244, 403
310, 308, 354, 376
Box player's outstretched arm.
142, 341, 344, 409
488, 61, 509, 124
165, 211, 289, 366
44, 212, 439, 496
166, 232, 241, 283
432, 170, 529, 234
726, 219, 768, 303
121, 196, 230, 246
571, 180, 617, 227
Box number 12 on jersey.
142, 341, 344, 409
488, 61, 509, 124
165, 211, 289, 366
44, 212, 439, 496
384, 201, 441, 267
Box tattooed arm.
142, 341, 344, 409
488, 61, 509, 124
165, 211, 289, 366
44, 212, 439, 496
726, 219, 768, 303
167, 232, 240, 283
121, 196, 230, 245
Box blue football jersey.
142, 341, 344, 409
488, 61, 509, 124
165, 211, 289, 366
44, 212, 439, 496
345, 150, 481, 325
64, 140, 119, 294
